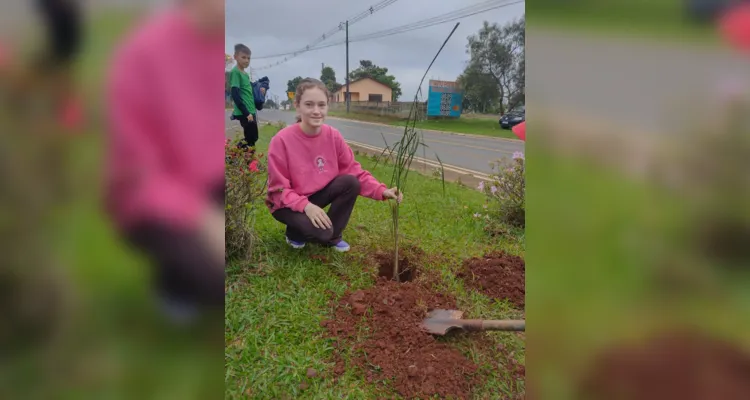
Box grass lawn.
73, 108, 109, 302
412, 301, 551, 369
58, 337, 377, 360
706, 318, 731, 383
528, 0, 721, 45
527, 144, 750, 397
327, 110, 519, 140
225, 125, 526, 399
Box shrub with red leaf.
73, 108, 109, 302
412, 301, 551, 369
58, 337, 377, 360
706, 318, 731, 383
225, 138, 267, 262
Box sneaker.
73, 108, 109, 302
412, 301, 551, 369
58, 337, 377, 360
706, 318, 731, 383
332, 240, 350, 253
286, 236, 306, 249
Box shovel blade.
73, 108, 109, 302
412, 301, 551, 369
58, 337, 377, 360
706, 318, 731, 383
426, 309, 464, 320
422, 309, 466, 336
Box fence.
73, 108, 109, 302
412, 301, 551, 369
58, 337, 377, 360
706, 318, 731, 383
329, 101, 427, 119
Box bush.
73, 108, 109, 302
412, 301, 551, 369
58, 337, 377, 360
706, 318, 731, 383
478, 151, 525, 231
225, 138, 267, 262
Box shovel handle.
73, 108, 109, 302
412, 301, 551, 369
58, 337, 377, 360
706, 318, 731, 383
461, 319, 525, 332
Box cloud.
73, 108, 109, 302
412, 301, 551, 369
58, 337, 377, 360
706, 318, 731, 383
226, 0, 524, 100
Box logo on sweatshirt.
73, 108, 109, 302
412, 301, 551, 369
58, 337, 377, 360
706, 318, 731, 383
315, 156, 326, 172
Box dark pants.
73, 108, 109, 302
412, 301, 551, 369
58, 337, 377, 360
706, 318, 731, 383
238, 114, 259, 148
272, 174, 360, 245
123, 183, 225, 307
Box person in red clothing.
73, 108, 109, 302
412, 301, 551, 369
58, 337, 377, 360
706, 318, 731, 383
266, 78, 403, 252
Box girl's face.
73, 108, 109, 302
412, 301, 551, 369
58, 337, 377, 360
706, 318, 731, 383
297, 87, 328, 129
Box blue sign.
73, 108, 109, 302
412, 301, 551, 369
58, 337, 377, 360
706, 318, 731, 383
426, 84, 464, 117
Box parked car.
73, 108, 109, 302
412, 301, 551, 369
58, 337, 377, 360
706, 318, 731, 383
499, 108, 525, 129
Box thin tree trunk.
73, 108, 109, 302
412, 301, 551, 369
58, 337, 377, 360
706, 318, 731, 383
392, 202, 400, 282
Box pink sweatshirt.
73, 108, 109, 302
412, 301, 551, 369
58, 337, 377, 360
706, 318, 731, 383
266, 123, 387, 213
105, 8, 224, 230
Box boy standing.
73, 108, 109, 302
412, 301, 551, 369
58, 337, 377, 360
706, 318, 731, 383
229, 44, 258, 149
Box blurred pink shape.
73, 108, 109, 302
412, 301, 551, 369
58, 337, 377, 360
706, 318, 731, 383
512, 121, 526, 141
720, 3, 750, 51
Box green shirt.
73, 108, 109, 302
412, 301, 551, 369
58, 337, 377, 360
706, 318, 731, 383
229, 66, 256, 116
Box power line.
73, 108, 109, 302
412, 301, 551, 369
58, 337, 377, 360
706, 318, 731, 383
345, 0, 524, 43
252, 0, 400, 61
256, 0, 516, 60
251, 0, 523, 71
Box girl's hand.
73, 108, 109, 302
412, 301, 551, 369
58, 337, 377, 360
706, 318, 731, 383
304, 203, 332, 229
383, 187, 403, 203
247, 114, 254, 122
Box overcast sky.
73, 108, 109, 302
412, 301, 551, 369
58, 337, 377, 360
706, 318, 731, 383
225, 0, 524, 102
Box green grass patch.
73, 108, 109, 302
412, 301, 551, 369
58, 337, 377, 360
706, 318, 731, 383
225, 125, 525, 399
527, 144, 750, 398
528, 0, 721, 44
327, 110, 404, 125
327, 111, 518, 139
79, 9, 148, 96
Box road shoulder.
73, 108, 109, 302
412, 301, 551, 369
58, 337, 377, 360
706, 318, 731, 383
325, 115, 523, 143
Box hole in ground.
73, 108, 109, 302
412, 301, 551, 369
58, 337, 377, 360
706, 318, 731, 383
373, 246, 425, 282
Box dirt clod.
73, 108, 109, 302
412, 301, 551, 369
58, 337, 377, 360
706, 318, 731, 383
352, 303, 367, 315
458, 251, 525, 308
578, 331, 750, 400
306, 368, 317, 378
350, 290, 365, 302
324, 278, 480, 399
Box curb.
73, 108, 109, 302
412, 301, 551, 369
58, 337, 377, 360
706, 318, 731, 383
345, 141, 489, 192
325, 116, 523, 143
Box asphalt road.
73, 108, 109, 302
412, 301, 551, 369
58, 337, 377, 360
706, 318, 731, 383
225, 109, 525, 175
528, 28, 750, 135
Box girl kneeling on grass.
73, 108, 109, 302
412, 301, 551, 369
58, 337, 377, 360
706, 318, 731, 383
266, 78, 403, 252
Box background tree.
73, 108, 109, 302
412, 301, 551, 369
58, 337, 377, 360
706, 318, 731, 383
348, 60, 402, 101
506, 16, 525, 109
264, 98, 278, 109
286, 76, 303, 93
320, 65, 343, 96
463, 16, 525, 114
457, 64, 501, 113
509, 54, 525, 108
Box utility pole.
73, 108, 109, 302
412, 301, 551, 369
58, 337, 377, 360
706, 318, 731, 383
345, 20, 350, 114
